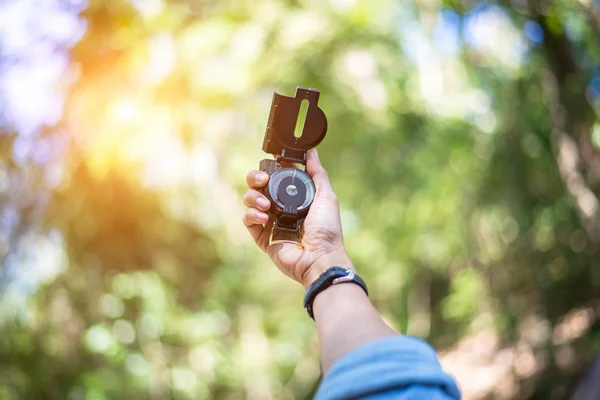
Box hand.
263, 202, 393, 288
243, 149, 353, 288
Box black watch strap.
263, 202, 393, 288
303, 267, 368, 319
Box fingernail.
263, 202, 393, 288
311, 149, 319, 161
256, 172, 268, 183
257, 212, 269, 221
257, 198, 270, 209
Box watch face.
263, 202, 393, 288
268, 168, 315, 213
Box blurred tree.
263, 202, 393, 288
1, 0, 600, 399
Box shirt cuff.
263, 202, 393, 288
315, 335, 461, 400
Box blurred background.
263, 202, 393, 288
1, 0, 600, 399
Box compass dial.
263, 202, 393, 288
267, 168, 315, 214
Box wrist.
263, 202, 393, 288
302, 249, 354, 289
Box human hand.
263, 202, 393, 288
242, 149, 353, 288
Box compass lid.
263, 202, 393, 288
262, 87, 328, 164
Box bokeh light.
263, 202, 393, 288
2, 0, 600, 399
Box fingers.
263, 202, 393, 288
244, 170, 271, 250
246, 170, 269, 189
244, 210, 273, 251
255, 219, 274, 250
243, 189, 271, 211
243, 207, 269, 247
243, 208, 269, 227
306, 149, 336, 198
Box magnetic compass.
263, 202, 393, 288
268, 168, 315, 216
258, 87, 328, 246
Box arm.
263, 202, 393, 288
243, 149, 395, 372
243, 149, 460, 399
307, 251, 397, 372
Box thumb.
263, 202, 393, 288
306, 149, 335, 197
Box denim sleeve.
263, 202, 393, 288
315, 336, 461, 400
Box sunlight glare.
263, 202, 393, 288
111, 96, 140, 125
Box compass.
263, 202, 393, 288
258, 87, 328, 245
268, 168, 315, 216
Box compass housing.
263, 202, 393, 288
258, 87, 328, 236
267, 168, 315, 217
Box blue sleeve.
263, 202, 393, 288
315, 336, 461, 400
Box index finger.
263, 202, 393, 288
246, 170, 269, 189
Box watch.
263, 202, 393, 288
303, 267, 368, 319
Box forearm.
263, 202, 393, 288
244, 158, 460, 399
306, 250, 397, 373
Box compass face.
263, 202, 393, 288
267, 168, 315, 214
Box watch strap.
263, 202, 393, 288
303, 267, 368, 319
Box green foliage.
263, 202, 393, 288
2, 0, 600, 399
